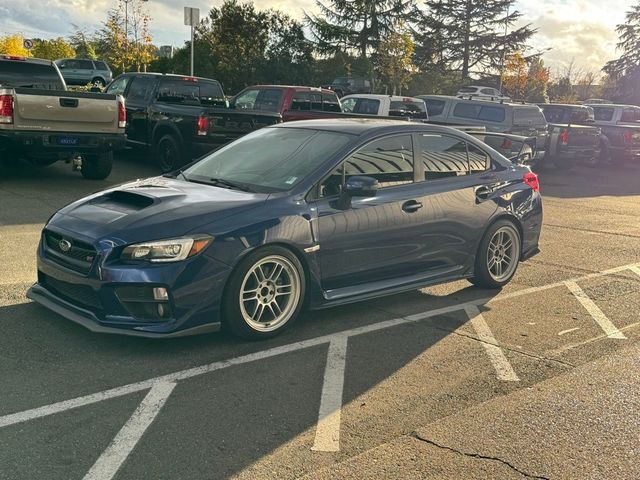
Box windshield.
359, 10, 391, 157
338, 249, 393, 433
184, 127, 353, 193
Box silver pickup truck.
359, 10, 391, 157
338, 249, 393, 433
0, 55, 126, 179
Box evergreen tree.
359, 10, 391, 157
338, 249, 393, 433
306, 0, 414, 58
602, 2, 640, 104
414, 0, 535, 80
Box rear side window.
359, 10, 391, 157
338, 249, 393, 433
425, 99, 446, 117
570, 107, 592, 123
257, 89, 283, 111
513, 107, 546, 126
0, 61, 64, 90
453, 103, 506, 123
105, 75, 131, 96
593, 107, 615, 122
199, 82, 225, 106
419, 134, 470, 180
291, 92, 310, 111
77, 60, 94, 69
541, 106, 564, 123
157, 79, 200, 105
94, 61, 109, 71
621, 108, 640, 123
322, 93, 341, 112
389, 100, 427, 118
467, 143, 491, 173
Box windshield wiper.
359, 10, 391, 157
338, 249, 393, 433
208, 178, 254, 192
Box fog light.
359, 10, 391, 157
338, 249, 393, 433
153, 287, 168, 301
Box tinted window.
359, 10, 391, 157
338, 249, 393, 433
234, 89, 259, 109
478, 106, 506, 122
621, 107, 640, 123
419, 134, 469, 180
291, 92, 310, 111
425, 99, 446, 117
323, 93, 341, 112
310, 93, 322, 111
353, 98, 380, 115
0, 61, 64, 90
344, 135, 414, 188
570, 107, 592, 123
257, 89, 283, 111
127, 76, 156, 103
77, 60, 94, 69
157, 79, 199, 105
467, 143, 491, 172
513, 107, 546, 126
63, 60, 81, 69
199, 82, 225, 106
105, 75, 131, 96
94, 61, 109, 71
453, 103, 481, 119
593, 107, 614, 122
541, 106, 565, 123
186, 128, 352, 192
481, 88, 496, 95
389, 100, 427, 118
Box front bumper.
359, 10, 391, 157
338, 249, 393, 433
29, 232, 231, 338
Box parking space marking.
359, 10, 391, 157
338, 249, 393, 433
558, 328, 580, 336
565, 281, 627, 339
630, 266, 640, 278
2, 262, 639, 432
312, 336, 348, 452
83, 382, 176, 480
465, 305, 519, 382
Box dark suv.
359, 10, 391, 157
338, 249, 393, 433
54, 58, 113, 87
324, 77, 371, 98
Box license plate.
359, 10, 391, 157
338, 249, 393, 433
57, 136, 79, 146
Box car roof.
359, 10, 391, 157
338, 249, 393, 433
246, 85, 334, 93
586, 103, 639, 108
416, 95, 531, 108
540, 103, 587, 108
119, 72, 221, 82
342, 94, 424, 102
272, 118, 461, 135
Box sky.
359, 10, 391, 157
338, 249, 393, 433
0, 0, 633, 76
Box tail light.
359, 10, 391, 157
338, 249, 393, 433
523, 172, 540, 192
117, 96, 126, 128
0, 94, 14, 124
623, 131, 633, 143
559, 129, 569, 146
196, 115, 209, 136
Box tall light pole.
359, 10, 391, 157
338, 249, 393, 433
184, 7, 200, 76
122, 0, 148, 72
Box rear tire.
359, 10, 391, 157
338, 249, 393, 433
81, 151, 113, 180
222, 246, 306, 340
91, 77, 106, 88
470, 220, 522, 289
154, 134, 184, 173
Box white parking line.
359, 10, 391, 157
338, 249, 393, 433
630, 266, 640, 278
1, 262, 639, 431
83, 382, 176, 480
558, 327, 580, 336
465, 305, 519, 382
312, 336, 348, 452
565, 281, 627, 339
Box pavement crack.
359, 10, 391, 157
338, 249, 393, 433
410, 432, 550, 480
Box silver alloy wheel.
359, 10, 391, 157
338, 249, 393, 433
486, 226, 520, 283
239, 255, 301, 332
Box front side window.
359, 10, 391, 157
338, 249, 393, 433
291, 93, 310, 111
341, 98, 357, 113
185, 128, 352, 193
420, 134, 470, 180
234, 89, 259, 109
105, 75, 131, 96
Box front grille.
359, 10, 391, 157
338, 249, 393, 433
44, 230, 96, 274
40, 273, 102, 311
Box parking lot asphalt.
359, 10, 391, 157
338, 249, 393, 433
0, 153, 639, 480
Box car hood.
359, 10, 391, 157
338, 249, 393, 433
47, 176, 269, 245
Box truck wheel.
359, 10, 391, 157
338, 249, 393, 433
154, 134, 184, 173
81, 151, 113, 180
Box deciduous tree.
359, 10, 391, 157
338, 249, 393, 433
376, 30, 417, 94
0, 34, 32, 57
31, 38, 75, 61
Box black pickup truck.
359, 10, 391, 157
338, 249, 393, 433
538, 104, 601, 169
105, 73, 282, 171
585, 103, 640, 166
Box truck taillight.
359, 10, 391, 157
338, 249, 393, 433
0, 95, 14, 124
559, 129, 569, 146
117, 96, 126, 128
196, 116, 208, 136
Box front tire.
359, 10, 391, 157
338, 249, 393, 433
471, 220, 522, 289
223, 247, 306, 340
81, 151, 113, 180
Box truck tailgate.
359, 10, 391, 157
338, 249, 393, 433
564, 124, 600, 146
207, 110, 282, 138
13, 89, 119, 134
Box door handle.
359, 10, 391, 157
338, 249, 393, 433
475, 186, 493, 200
402, 200, 423, 213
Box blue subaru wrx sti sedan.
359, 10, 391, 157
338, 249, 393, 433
28, 120, 542, 339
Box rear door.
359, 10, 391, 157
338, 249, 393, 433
122, 75, 157, 144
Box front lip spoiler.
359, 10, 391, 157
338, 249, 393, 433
26, 284, 219, 339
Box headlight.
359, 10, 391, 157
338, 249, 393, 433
121, 236, 213, 263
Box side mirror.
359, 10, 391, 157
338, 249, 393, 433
343, 175, 378, 197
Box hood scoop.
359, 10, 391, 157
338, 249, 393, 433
90, 190, 155, 214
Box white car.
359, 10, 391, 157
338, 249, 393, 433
456, 86, 511, 102
340, 94, 428, 119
